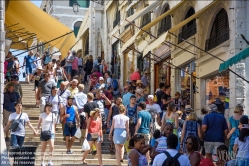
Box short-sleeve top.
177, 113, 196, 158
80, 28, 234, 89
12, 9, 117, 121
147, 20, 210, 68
113, 114, 129, 129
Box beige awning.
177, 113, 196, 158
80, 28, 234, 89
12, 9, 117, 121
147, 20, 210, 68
136, 0, 187, 37
142, 0, 220, 56
143, 32, 169, 56
121, 35, 136, 52
119, 1, 162, 30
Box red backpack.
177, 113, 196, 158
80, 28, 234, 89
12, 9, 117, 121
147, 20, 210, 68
190, 152, 215, 166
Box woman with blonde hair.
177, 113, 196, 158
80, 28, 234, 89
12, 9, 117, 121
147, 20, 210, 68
227, 104, 247, 151
44, 62, 55, 84
108, 104, 130, 166
180, 112, 202, 154
82, 108, 103, 165
161, 102, 179, 135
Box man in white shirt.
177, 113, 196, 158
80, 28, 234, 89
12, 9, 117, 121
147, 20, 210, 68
4, 102, 38, 147
74, 84, 87, 111
57, 81, 71, 106
146, 95, 162, 126
153, 134, 191, 166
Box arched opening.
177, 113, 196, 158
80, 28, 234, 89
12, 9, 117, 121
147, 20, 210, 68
141, 12, 151, 28
113, 2, 120, 28
158, 5, 171, 37
178, 7, 196, 43
73, 21, 82, 37
205, 8, 229, 51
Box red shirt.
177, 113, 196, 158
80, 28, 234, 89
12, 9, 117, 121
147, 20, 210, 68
130, 71, 140, 81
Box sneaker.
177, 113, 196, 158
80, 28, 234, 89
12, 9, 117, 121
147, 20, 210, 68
66, 150, 74, 154
48, 162, 53, 166
41, 163, 45, 166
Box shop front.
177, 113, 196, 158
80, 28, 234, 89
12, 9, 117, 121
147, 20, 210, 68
123, 48, 135, 83
205, 72, 229, 107
176, 61, 196, 106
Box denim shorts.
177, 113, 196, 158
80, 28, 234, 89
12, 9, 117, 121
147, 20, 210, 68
40, 133, 55, 141
87, 133, 101, 142
26, 66, 33, 75
66, 66, 72, 74
64, 122, 77, 136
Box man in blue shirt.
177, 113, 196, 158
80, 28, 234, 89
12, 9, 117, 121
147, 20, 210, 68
135, 102, 152, 162
3, 83, 21, 141
202, 104, 228, 161
23, 51, 34, 83
122, 86, 133, 106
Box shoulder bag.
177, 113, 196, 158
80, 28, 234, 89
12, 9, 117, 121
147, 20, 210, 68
9, 112, 23, 132
41, 113, 54, 141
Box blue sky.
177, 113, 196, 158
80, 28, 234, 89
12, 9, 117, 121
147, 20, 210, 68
12, 1, 42, 81
31, 1, 42, 7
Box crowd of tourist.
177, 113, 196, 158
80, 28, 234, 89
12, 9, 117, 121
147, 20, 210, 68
2, 50, 249, 166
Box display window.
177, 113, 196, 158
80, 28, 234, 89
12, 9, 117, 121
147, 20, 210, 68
154, 58, 170, 91
179, 62, 196, 105
205, 72, 229, 107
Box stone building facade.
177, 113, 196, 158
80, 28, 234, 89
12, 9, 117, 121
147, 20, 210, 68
103, 0, 249, 117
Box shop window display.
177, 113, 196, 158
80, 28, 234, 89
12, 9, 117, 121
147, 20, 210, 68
158, 60, 171, 86
180, 64, 196, 105
206, 73, 229, 106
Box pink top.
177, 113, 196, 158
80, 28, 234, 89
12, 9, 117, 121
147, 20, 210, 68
130, 71, 140, 81
72, 57, 78, 70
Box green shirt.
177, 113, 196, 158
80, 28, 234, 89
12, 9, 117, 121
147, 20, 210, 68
137, 110, 151, 134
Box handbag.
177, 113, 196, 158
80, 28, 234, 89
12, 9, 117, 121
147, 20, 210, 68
41, 113, 53, 141
9, 112, 23, 132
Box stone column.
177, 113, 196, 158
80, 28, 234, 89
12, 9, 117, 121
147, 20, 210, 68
0, 0, 11, 165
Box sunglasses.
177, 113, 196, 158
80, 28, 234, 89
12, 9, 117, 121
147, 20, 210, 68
185, 142, 192, 145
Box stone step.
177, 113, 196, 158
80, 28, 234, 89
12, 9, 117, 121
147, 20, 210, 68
34, 159, 127, 165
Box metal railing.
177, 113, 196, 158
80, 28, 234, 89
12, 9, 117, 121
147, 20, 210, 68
178, 23, 196, 44
157, 21, 171, 37
205, 28, 229, 51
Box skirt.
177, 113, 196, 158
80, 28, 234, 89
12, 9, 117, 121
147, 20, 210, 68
113, 128, 127, 144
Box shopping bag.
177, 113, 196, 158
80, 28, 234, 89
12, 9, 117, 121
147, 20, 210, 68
74, 127, 81, 139
82, 139, 90, 151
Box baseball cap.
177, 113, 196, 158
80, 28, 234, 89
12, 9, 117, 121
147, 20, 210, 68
148, 95, 154, 99
185, 105, 193, 111
99, 77, 104, 81
209, 104, 218, 112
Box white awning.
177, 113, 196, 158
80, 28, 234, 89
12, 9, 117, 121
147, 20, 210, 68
125, 0, 138, 12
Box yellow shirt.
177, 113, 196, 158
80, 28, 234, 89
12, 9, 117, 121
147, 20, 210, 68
69, 87, 79, 96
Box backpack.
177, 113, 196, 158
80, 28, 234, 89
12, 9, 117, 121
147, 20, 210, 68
7, 60, 14, 72
162, 151, 182, 166
61, 59, 66, 67
185, 121, 198, 138
112, 79, 119, 91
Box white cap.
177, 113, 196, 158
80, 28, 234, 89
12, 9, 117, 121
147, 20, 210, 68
148, 95, 154, 99
99, 77, 104, 81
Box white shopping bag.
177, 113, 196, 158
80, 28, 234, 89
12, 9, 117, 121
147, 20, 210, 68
74, 127, 81, 139
82, 139, 90, 151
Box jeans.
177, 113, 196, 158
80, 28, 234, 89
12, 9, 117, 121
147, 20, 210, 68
11, 134, 25, 148
236, 157, 249, 166
104, 108, 111, 132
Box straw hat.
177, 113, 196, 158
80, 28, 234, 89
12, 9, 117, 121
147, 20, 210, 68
90, 108, 100, 117
136, 88, 144, 96
37, 66, 44, 70
136, 80, 143, 85
185, 105, 193, 111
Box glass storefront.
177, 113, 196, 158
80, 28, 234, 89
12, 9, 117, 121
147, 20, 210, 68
179, 62, 196, 106
205, 72, 229, 106
155, 58, 171, 89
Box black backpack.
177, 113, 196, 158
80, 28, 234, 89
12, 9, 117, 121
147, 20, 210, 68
162, 151, 182, 166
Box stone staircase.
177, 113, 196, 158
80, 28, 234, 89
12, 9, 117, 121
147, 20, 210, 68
6, 82, 127, 166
